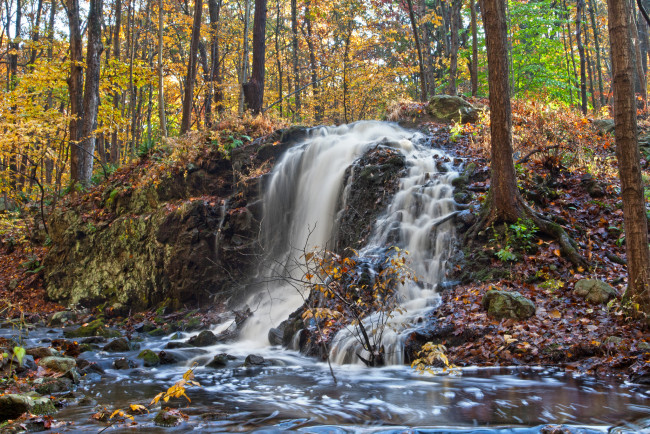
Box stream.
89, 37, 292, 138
3, 326, 650, 433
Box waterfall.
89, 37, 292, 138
239, 121, 456, 363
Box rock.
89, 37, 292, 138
165, 341, 192, 349
103, 338, 131, 352
574, 279, 617, 304
37, 356, 76, 373
26, 346, 57, 360
31, 396, 56, 415
137, 349, 160, 367
0, 394, 33, 421
482, 290, 536, 320
244, 354, 266, 367
154, 409, 183, 427
48, 310, 76, 326
113, 358, 136, 370
268, 327, 284, 346
35, 377, 73, 394
14, 355, 36, 374
206, 353, 233, 368
63, 319, 121, 339
592, 119, 615, 134
427, 95, 479, 124
639, 342, 650, 350
188, 330, 218, 347
80, 336, 107, 344
158, 350, 184, 365
147, 327, 167, 337
455, 209, 476, 229
605, 336, 623, 345
580, 174, 606, 198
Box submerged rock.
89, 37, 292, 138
574, 279, 617, 304
206, 353, 234, 368
113, 358, 136, 370
188, 330, 218, 347
137, 349, 160, 367
482, 290, 536, 320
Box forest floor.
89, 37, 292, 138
0, 99, 649, 385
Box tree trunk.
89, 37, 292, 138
583, 18, 597, 111
588, 0, 605, 107
243, 0, 267, 113
576, 0, 588, 114
75, 0, 104, 185
470, 0, 478, 96
632, 7, 648, 107
66, 0, 84, 182
305, 0, 322, 121
406, 0, 427, 101
111, 0, 122, 162
275, 0, 283, 117
291, 0, 301, 119
9, 0, 21, 90
607, 0, 650, 314
28, 0, 43, 67
239, 0, 251, 114
207, 0, 222, 123
180, 0, 203, 134
158, 0, 167, 137
446, 0, 462, 95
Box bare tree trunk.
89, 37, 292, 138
343, 21, 353, 122
607, 0, 650, 315
446, 0, 461, 95
291, 0, 301, 119
631, 7, 648, 107
470, 0, 478, 96
9, 0, 21, 90
28, 0, 43, 67
576, 0, 588, 114
561, 14, 575, 105
66, 0, 84, 182
275, 0, 283, 117
180, 0, 203, 134
111, 0, 122, 162
207, 0, 222, 124
243, 0, 267, 113
158, 0, 167, 137
588, 0, 605, 107
239, 0, 251, 114
583, 18, 597, 111
305, 0, 321, 121
406, 0, 427, 101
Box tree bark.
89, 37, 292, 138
66, 0, 84, 182
406, 0, 427, 101
75, 0, 104, 185
180, 0, 203, 134
291, 0, 301, 119
446, 0, 462, 95
470, 0, 479, 96
305, 0, 322, 121
607, 0, 650, 314
243, 0, 267, 113
158, 0, 167, 137
588, 0, 605, 107
576, 0, 588, 114
239, 0, 251, 114
111, 0, 122, 162
207, 0, 222, 122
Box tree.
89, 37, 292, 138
607, 0, 650, 314
576, 0, 588, 114
180, 0, 203, 134
406, 0, 427, 101
243, 0, 268, 113
472, 0, 587, 268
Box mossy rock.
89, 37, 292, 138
137, 349, 160, 367
37, 356, 76, 373
482, 289, 536, 320
63, 319, 121, 339
154, 410, 183, 427
31, 397, 56, 416
0, 394, 32, 421
574, 279, 617, 304
427, 95, 479, 124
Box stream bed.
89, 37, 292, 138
3, 325, 650, 433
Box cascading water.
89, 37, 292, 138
240, 121, 457, 363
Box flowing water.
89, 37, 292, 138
240, 121, 456, 364
5, 122, 650, 431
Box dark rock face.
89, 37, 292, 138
44, 127, 309, 312
103, 338, 131, 352
334, 146, 406, 253
188, 330, 218, 347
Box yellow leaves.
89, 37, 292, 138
503, 334, 518, 344
549, 309, 562, 319
553, 249, 561, 257
130, 404, 148, 414
110, 409, 134, 421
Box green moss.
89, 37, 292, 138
31, 397, 56, 416
137, 349, 160, 367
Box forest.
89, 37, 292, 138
0, 0, 649, 431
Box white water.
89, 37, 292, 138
239, 121, 457, 362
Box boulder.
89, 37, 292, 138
592, 119, 615, 134
206, 353, 234, 369
37, 356, 76, 373
427, 95, 479, 124
103, 338, 131, 352
158, 350, 186, 365
244, 354, 267, 367
188, 330, 218, 347
113, 358, 136, 370
482, 290, 536, 320
35, 377, 73, 394
154, 410, 183, 427
48, 310, 77, 326
574, 279, 617, 304
137, 349, 160, 367
0, 394, 33, 421
63, 319, 121, 339
26, 346, 57, 360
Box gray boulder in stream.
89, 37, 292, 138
482, 290, 535, 320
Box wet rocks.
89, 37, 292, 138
427, 95, 479, 124
103, 338, 131, 352
0, 394, 55, 422
206, 353, 235, 368
137, 349, 160, 367
26, 346, 58, 360
482, 290, 536, 320
63, 319, 121, 339
37, 356, 76, 373
113, 357, 136, 370
188, 330, 218, 347
574, 279, 617, 304
244, 354, 267, 367
154, 409, 184, 427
